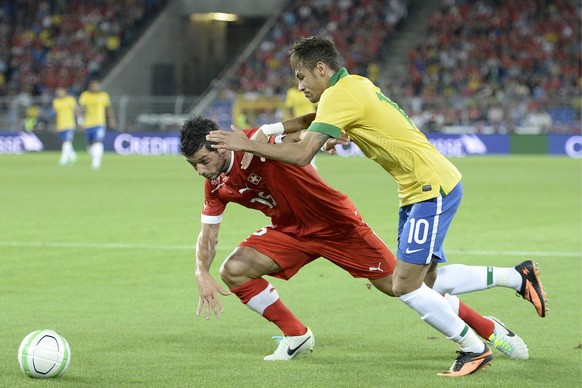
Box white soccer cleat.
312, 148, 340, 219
486, 316, 529, 359
264, 327, 315, 361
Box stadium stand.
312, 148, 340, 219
207, 0, 579, 133
0, 0, 168, 97
385, 0, 581, 133
227, 0, 411, 96
0, 0, 579, 134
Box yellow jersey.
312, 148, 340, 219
285, 87, 316, 120
52, 95, 77, 131
79, 91, 111, 128
308, 68, 461, 206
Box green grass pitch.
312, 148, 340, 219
0, 152, 580, 387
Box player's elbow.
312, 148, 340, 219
294, 154, 313, 166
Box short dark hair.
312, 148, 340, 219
288, 36, 340, 72
180, 115, 219, 157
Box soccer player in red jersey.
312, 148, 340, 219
181, 115, 528, 362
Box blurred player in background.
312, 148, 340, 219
206, 36, 547, 376
284, 82, 316, 121
79, 80, 116, 170
52, 87, 79, 166
284, 82, 317, 168
181, 115, 529, 364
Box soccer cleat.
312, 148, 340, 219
515, 260, 548, 317
486, 316, 529, 359
264, 327, 314, 361
437, 344, 493, 377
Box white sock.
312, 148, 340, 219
444, 293, 460, 315
90, 142, 104, 169
245, 282, 279, 315
433, 264, 522, 295
399, 283, 484, 353
59, 141, 71, 163
64, 141, 76, 161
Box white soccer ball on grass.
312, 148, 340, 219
18, 329, 71, 378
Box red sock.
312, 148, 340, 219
458, 300, 495, 339
231, 278, 306, 337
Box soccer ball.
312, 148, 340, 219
18, 329, 71, 378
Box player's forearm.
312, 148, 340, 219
246, 138, 316, 166
107, 108, 116, 128
282, 113, 316, 134
195, 234, 217, 276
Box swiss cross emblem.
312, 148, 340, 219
247, 173, 262, 185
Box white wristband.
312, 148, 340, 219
259, 122, 284, 136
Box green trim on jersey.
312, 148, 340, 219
329, 67, 349, 86
309, 122, 342, 138
306, 67, 462, 207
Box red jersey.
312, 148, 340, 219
201, 129, 367, 238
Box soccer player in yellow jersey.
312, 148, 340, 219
79, 80, 116, 170
52, 87, 79, 166
284, 85, 318, 168
207, 36, 547, 377
284, 85, 316, 120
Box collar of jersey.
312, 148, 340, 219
329, 67, 349, 87
225, 151, 235, 175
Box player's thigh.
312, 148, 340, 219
396, 185, 462, 265
220, 246, 282, 280
238, 226, 318, 280
85, 126, 106, 143
315, 225, 396, 279
58, 129, 74, 142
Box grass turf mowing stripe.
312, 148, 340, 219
1, 240, 580, 257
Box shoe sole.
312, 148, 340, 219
520, 261, 548, 317
438, 349, 493, 377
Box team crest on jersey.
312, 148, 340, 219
247, 173, 262, 185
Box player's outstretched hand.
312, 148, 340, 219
321, 133, 350, 155
241, 127, 267, 169
196, 273, 232, 320
206, 125, 250, 152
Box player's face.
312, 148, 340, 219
294, 63, 329, 103
89, 81, 100, 92
185, 148, 229, 180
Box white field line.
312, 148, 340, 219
0, 241, 580, 258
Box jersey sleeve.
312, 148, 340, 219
103, 92, 111, 107
308, 87, 362, 138
200, 180, 226, 224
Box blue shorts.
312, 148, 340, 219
58, 129, 74, 143
85, 125, 106, 143
397, 182, 463, 265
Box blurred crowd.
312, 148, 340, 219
391, 0, 581, 133
228, 0, 410, 96
0, 0, 579, 134
0, 0, 167, 98
226, 0, 580, 134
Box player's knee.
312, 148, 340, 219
218, 251, 253, 286
369, 276, 396, 297
218, 256, 242, 286
391, 277, 422, 297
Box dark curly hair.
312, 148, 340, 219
180, 115, 219, 157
